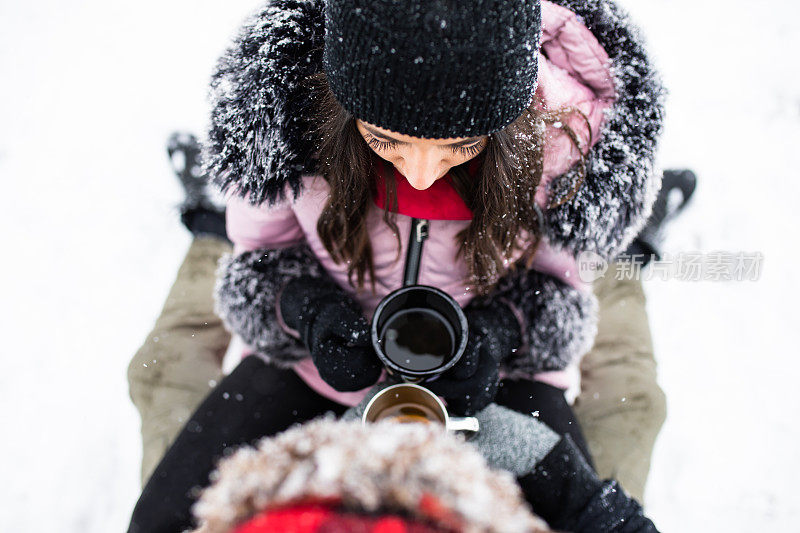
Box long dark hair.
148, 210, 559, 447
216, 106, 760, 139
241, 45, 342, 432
302, 71, 589, 296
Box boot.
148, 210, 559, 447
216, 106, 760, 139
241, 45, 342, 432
166, 132, 228, 241
621, 168, 697, 266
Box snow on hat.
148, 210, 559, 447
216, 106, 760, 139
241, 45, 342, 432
191, 418, 550, 533
323, 0, 542, 139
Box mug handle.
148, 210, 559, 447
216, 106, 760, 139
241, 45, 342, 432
447, 416, 480, 436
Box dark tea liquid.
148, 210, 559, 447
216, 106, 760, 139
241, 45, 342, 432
380, 307, 455, 371
374, 402, 442, 425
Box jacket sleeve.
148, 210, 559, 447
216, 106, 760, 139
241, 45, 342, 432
214, 196, 327, 368
469, 403, 658, 532
472, 405, 659, 531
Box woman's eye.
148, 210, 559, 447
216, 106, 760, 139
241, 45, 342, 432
364, 132, 483, 156
453, 142, 483, 157
365, 133, 398, 151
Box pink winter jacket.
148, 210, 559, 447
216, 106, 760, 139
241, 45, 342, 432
226, 1, 616, 405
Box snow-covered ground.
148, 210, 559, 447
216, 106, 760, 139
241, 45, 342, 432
1, 0, 797, 531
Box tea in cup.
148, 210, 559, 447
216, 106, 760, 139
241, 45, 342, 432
371, 286, 468, 381
362, 384, 479, 435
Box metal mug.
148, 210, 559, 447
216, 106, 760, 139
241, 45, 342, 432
370, 285, 469, 382
361, 383, 479, 435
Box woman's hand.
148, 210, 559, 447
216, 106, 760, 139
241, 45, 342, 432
279, 276, 382, 391
427, 300, 522, 415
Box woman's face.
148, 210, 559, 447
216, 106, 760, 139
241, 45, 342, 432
356, 120, 488, 190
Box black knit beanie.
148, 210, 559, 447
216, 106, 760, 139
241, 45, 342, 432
323, 0, 542, 139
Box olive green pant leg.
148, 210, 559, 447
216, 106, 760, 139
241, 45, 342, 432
127, 237, 233, 484
573, 264, 667, 501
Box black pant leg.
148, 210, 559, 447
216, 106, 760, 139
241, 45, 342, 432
495, 379, 594, 467
128, 355, 348, 533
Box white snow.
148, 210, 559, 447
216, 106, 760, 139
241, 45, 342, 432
0, 0, 798, 531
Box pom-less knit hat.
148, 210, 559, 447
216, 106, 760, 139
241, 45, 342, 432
323, 0, 542, 139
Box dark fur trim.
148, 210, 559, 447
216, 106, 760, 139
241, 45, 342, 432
544, 0, 665, 258
203, 0, 664, 259
214, 244, 323, 367
492, 270, 598, 373
203, 0, 325, 206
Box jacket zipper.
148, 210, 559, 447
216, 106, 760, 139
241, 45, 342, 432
403, 218, 429, 286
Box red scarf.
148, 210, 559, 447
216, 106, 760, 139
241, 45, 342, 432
372, 155, 481, 221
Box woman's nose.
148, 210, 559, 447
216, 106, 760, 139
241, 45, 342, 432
406, 173, 439, 190
403, 155, 444, 190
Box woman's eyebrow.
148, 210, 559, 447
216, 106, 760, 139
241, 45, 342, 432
363, 124, 482, 147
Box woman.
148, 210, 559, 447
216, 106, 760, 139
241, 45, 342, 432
129, 0, 667, 529
209, 0, 662, 447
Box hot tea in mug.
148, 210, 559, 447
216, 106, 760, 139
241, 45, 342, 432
372, 402, 442, 424
379, 307, 456, 372
362, 384, 479, 435
371, 286, 468, 380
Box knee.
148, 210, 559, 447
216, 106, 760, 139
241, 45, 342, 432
575, 367, 667, 434
608, 379, 667, 440
127, 340, 162, 407
638, 382, 667, 436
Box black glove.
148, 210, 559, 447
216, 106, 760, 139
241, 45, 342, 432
279, 275, 382, 392
427, 299, 522, 416
518, 436, 659, 532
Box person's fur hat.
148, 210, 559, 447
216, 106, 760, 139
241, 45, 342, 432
191, 418, 550, 533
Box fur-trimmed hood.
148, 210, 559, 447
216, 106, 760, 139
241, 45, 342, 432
191, 418, 550, 533
203, 0, 664, 260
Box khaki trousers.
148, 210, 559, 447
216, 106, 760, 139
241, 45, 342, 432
127, 237, 232, 482
573, 268, 667, 500
128, 242, 665, 500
